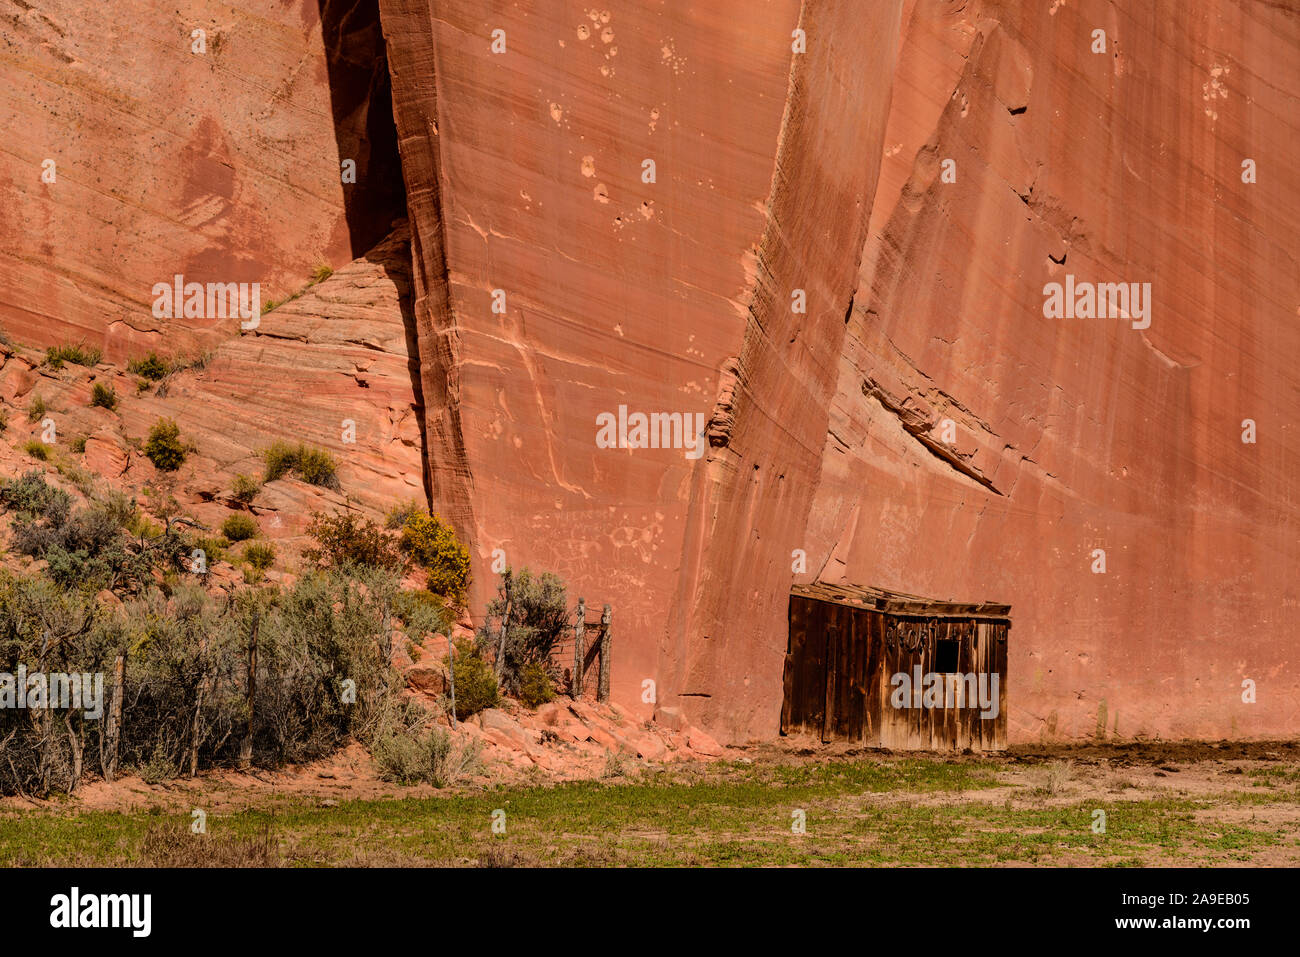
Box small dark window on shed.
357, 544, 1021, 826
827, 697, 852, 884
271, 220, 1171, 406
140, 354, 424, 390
935, 638, 960, 673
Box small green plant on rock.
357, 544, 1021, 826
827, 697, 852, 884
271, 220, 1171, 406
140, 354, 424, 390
447, 638, 498, 720
230, 473, 260, 507
21, 440, 49, 461
220, 513, 258, 542
89, 382, 118, 410
143, 418, 185, 471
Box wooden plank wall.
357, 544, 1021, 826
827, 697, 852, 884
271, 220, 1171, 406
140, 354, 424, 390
782, 597, 1008, 751
874, 616, 1007, 750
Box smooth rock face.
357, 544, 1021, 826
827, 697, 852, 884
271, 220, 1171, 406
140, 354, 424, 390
383, 0, 1299, 744
0, 0, 404, 359
805, 0, 1300, 744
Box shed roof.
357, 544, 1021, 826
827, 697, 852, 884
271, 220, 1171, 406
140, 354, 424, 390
791, 581, 1011, 621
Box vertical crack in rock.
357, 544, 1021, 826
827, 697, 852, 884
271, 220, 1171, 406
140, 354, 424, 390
318, 0, 407, 256
377, 0, 477, 541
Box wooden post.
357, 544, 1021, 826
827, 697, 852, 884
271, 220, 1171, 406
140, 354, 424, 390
238, 606, 260, 769
447, 637, 458, 728
64, 713, 83, 794
495, 573, 513, 683
572, 598, 586, 697
102, 653, 124, 782
597, 604, 612, 703
189, 631, 209, 777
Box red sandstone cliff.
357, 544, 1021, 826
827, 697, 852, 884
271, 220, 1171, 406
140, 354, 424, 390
382, 0, 1299, 744
3, 0, 1297, 745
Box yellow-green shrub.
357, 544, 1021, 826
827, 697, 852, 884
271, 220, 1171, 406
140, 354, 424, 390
400, 511, 469, 602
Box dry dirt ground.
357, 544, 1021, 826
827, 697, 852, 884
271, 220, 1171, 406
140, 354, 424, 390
2, 738, 1297, 867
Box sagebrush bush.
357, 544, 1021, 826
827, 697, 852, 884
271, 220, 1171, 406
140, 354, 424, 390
400, 511, 470, 602
373, 726, 480, 787
9, 490, 152, 593
127, 352, 169, 381
243, 541, 276, 571
192, 535, 228, 565
27, 396, 46, 421
261, 441, 339, 489
22, 439, 49, 461
518, 660, 557, 709
89, 382, 117, 410
394, 588, 455, 636
447, 639, 498, 720
220, 513, 258, 542
143, 418, 185, 471
0, 551, 431, 796
303, 511, 402, 569
0, 470, 71, 518
476, 568, 569, 696
295, 445, 339, 488
384, 499, 422, 530
45, 343, 102, 369
230, 473, 260, 506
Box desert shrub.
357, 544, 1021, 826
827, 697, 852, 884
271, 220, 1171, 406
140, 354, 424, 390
373, 725, 481, 787
261, 440, 296, 481
230, 473, 260, 506
400, 511, 470, 602
27, 396, 46, 421
295, 445, 338, 488
518, 660, 556, 709
191, 536, 228, 565
0, 470, 71, 519
22, 439, 49, 460
70, 435, 87, 453
243, 541, 276, 572
311, 263, 334, 284
476, 568, 569, 696
1037, 760, 1075, 796
126, 511, 162, 540
11, 493, 151, 593
220, 513, 258, 542
0, 562, 428, 795
303, 511, 402, 570
447, 638, 498, 720
394, 588, 455, 636
110, 571, 408, 776
143, 418, 185, 471
96, 489, 137, 529
261, 441, 339, 489
89, 382, 117, 410
127, 352, 169, 381
138, 744, 180, 784
0, 574, 97, 796
45, 343, 102, 369
253, 569, 412, 764
167, 352, 211, 374
384, 499, 422, 530
0, 409, 7, 433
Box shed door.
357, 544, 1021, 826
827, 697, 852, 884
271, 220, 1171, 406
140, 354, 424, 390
781, 596, 827, 736
782, 597, 870, 741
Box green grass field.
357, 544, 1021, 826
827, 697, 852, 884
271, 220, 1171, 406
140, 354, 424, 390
3, 752, 1296, 867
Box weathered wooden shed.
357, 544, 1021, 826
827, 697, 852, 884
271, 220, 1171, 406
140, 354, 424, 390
781, 582, 1010, 751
